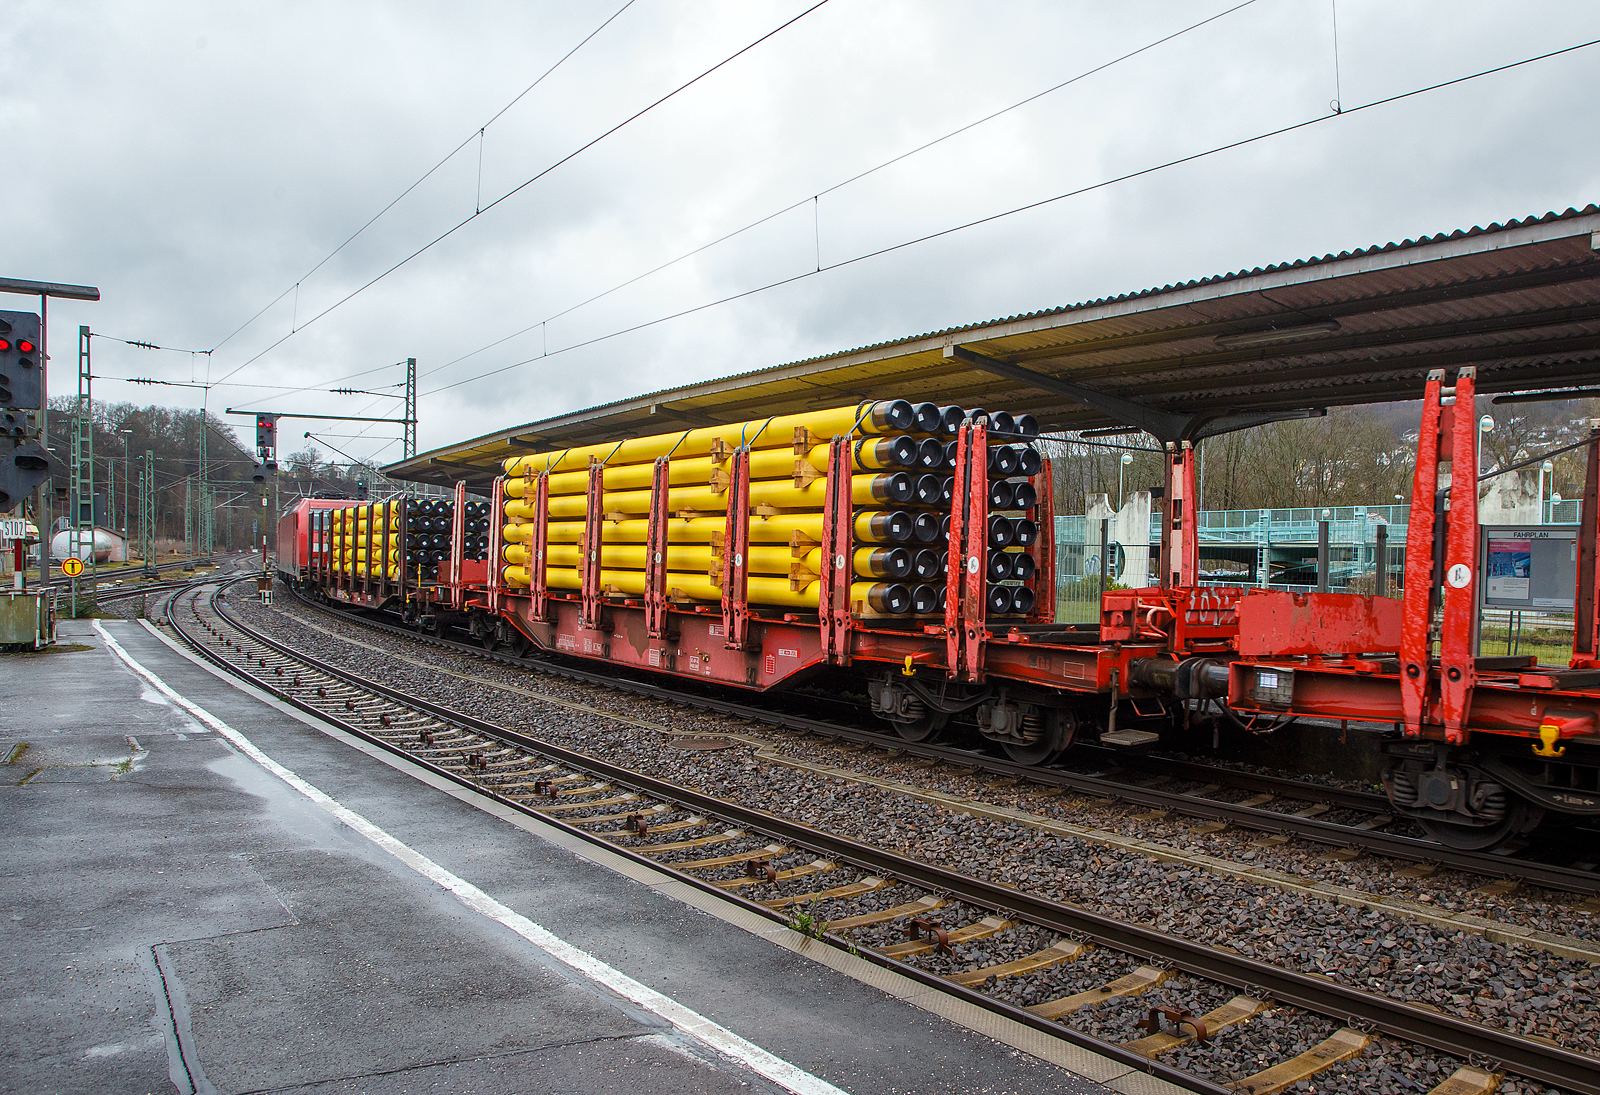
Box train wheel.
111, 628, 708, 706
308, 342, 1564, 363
507, 632, 531, 658
1002, 708, 1078, 766
893, 711, 949, 743
1418, 801, 1545, 851
482, 630, 501, 653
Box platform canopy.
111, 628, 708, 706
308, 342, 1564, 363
388, 204, 1600, 491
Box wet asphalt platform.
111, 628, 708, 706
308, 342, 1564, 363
0, 615, 1157, 1095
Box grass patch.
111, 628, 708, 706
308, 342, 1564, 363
1477, 628, 1572, 667
790, 898, 829, 941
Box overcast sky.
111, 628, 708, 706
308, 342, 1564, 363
8, 0, 1599, 466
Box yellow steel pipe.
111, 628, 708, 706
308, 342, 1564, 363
499, 563, 909, 613
507, 446, 806, 498
799, 546, 912, 580
505, 472, 915, 520
502, 509, 920, 547
506, 435, 929, 498
502, 400, 917, 477
504, 541, 882, 579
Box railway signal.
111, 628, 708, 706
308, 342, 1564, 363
0, 439, 55, 512
0, 310, 43, 410
255, 413, 279, 462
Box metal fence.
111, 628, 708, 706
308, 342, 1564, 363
1053, 516, 1150, 623
1053, 505, 1581, 660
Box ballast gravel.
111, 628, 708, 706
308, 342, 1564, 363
228, 592, 1600, 1064
770, 733, 1600, 945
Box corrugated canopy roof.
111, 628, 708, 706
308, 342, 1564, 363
388, 204, 1600, 491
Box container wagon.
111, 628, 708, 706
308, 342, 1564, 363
278, 376, 1600, 850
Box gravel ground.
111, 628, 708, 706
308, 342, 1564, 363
804, 882, 925, 924
848, 900, 991, 951
651, 835, 783, 865
767, 734, 1600, 943
1161, 1005, 1340, 1086
987, 946, 1135, 1010
989, 958, 1368, 1093
911, 921, 1060, 979
94, 593, 158, 620
1074, 974, 1246, 1046
226, 591, 1600, 1059
1154, 751, 1381, 795
1307, 1037, 1471, 1095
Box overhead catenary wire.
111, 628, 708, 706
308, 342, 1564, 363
1329, 0, 1344, 114
422, 34, 1600, 398
304, 431, 397, 470
207, 0, 639, 357
288, 391, 402, 468
89, 333, 214, 356
210, 0, 831, 387
95, 374, 404, 397
1481, 436, 1598, 483
241, 359, 416, 413
84, 376, 403, 470
420, 0, 1261, 380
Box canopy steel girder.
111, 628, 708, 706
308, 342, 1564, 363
944, 345, 1324, 443
1000, 272, 1600, 370
933, 318, 1600, 404
425, 459, 497, 475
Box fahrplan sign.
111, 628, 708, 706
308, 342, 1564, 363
1478, 524, 1576, 610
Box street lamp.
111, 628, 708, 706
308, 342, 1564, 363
1538, 459, 1554, 524
118, 429, 133, 538
1478, 415, 1494, 475
1118, 452, 1134, 509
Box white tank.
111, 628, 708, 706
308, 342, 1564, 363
51, 528, 119, 564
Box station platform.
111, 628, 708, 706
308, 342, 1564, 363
0, 618, 1153, 1095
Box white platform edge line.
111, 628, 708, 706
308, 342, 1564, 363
92, 620, 849, 1095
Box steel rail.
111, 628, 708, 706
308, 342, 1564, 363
92, 580, 195, 602
286, 587, 1600, 898
1068, 748, 1393, 815
205, 581, 1600, 1095
43, 554, 224, 590
167, 580, 1237, 1095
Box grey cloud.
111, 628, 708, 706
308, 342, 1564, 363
8, 0, 1599, 459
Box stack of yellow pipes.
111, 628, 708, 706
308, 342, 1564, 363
498, 399, 1040, 617
332, 508, 349, 574
329, 501, 402, 579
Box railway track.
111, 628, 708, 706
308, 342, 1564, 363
282, 583, 1600, 900
165, 576, 1600, 1095
49, 557, 249, 615
35, 555, 225, 597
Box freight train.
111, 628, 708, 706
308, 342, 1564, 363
276, 376, 1600, 852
